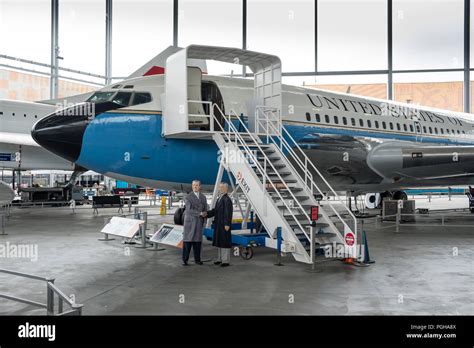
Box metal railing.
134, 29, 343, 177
0, 269, 83, 316
209, 103, 315, 247
254, 106, 358, 240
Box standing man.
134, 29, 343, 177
182, 180, 208, 266
207, 182, 233, 267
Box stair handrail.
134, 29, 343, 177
255, 106, 357, 237
211, 104, 313, 242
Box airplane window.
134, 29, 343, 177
409, 125, 414, 132
382, 121, 386, 129
359, 119, 364, 127
446, 129, 450, 134
351, 118, 356, 126
342, 117, 347, 125
305, 112, 311, 121
428, 127, 432, 133
452, 129, 455, 134
457, 130, 460, 134
123, 85, 134, 89
315, 114, 321, 122
334, 116, 339, 124
423, 126, 427, 133
440, 128, 444, 134
325, 115, 330, 123
87, 91, 116, 103
0, 111, 3, 116
367, 120, 372, 128
462, 130, 465, 134
403, 124, 407, 131
375, 120, 379, 128
112, 92, 132, 106
111, 84, 122, 89
434, 127, 438, 134
131, 92, 152, 106
389, 122, 393, 130
396, 123, 400, 131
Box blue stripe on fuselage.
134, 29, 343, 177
76, 112, 474, 186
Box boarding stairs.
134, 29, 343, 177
210, 104, 358, 264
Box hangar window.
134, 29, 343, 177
334, 116, 339, 124
131, 92, 152, 106
382, 121, 386, 129
396, 123, 400, 131
342, 117, 347, 125
389, 122, 393, 130
315, 114, 321, 122
351, 118, 356, 126
305, 112, 311, 121
367, 120, 372, 128
409, 125, 414, 132
374, 120, 379, 128
403, 124, 407, 131
325, 114, 330, 123
359, 119, 364, 127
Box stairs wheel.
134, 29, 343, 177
240, 246, 254, 260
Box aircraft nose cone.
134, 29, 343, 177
31, 104, 91, 163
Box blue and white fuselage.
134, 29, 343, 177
32, 73, 474, 194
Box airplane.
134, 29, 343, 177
28, 45, 474, 213
0, 47, 199, 204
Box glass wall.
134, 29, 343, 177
393, 0, 464, 70
179, 0, 242, 75
0, 0, 51, 64
393, 72, 464, 112
59, 0, 106, 75
247, 0, 315, 72
318, 0, 387, 72
113, 0, 173, 77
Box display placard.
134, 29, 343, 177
150, 224, 184, 249
100, 216, 144, 238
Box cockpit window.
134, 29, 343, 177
112, 92, 132, 106
87, 91, 115, 103
131, 92, 152, 106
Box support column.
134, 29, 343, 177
50, 0, 59, 99
173, 0, 178, 47
464, 0, 471, 113
105, 0, 113, 85
387, 0, 393, 100
242, 0, 247, 77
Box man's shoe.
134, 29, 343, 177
214, 261, 222, 265
182, 262, 189, 266
220, 263, 230, 267
195, 261, 204, 265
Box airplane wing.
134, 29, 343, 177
0, 132, 39, 147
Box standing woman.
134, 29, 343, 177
207, 182, 233, 267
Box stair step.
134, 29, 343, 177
267, 187, 303, 193
256, 172, 292, 177
272, 195, 310, 201
290, 221, 329, 228
253, 164, 286, 170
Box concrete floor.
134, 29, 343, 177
0, 202, 473, 315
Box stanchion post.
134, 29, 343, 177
0, 214, 7, 236
99, 216, 115, 241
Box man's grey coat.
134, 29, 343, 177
183, 192, 208, 242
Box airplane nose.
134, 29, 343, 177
31, 103, 91, 163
